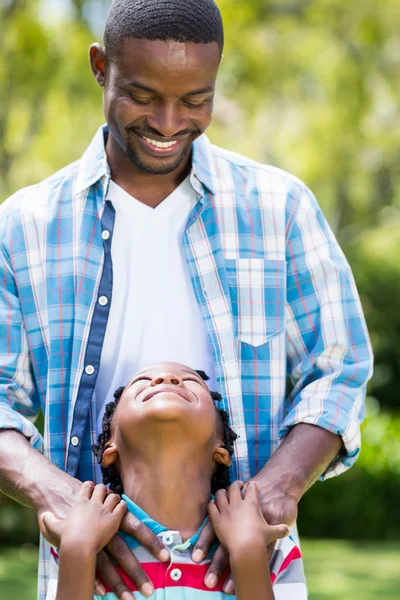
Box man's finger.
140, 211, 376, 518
223, 572, 235, 595
119, 511, 170, 562
106, 535, 155, 597
94, 577, 106, 597
96, 549, 147, 600
192, 518, 216, 563
204, 543, 229, 588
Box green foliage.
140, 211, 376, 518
298, 404, 400, 540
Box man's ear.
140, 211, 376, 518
213, 446, 232, 468
89, 43, 107, 87
101, 442, 119, 467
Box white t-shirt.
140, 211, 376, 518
95, 176, 217, 435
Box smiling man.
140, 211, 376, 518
0, 1, 372, 600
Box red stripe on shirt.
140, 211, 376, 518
102, 562, 230, 593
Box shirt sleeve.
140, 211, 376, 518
281, 184, 373, 479
0, 244, 43, 450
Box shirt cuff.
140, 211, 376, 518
278, 393, 364, 480
0, 406, 43, 451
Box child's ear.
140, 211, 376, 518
101, 442, 119, 467
213, 446, 232, 468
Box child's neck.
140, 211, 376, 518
120, 450, 213, 542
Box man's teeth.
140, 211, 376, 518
143, 136, 178, 149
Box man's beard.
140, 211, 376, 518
125, 134, 192, 175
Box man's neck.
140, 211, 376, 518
106, 134, 192, 208
120, 449, 212, 542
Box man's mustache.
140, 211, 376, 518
126, 125, 199, 138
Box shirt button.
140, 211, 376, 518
85, 365, 95, 376
98, 296, 108, 306
162, 533, 174, 546
102, 230, 110, 240
71, 436, 79, 447
170, 568, 182, 582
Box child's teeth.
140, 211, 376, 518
143, 136, 177, 148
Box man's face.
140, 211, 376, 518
102, 39, 221, 175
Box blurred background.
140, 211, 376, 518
0, 0, 399, 598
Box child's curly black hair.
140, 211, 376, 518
92, 370, 238, 496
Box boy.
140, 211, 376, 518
43, 362, 306, 599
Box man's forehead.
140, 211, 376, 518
115, 37, 221, 78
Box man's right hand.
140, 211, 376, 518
38, 475, 169, 599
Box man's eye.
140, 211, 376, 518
183, 377, 203, 385
131, 97, 153, 105
183, 101, 205, 109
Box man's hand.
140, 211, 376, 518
193, 481, 296, 594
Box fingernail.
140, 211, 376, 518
192, 549, 204, 563
141, 582, 154, 597
205, 574, 217, 589
160, 548, 170, 562
97, 584, 106, 596
224, 581, 235, 595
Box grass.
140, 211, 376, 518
0, 540, 399, 599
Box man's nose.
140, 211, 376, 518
147, 103, 186, 138
151, 373, 184, 387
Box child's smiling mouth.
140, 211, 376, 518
141, 385, 193, 403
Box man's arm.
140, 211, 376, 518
194, 183, 373, 591
0, 430, 82, 532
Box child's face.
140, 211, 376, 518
108, 362, 224, 458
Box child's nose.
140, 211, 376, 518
151, 374, 184, 387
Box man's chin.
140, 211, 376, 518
126, 144, 191, 175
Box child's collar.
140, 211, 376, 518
121, 493, 211, 546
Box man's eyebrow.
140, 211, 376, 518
128, 81, 214, 97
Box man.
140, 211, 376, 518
0, 1, 373, 599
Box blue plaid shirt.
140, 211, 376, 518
0, 126, 372, 598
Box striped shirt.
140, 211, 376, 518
45, 495, 307, 600
0, 126, 373, 599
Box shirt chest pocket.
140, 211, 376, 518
225, 258, 286, 347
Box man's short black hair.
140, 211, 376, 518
104, 0, 224, 60
92, 370, 237, 496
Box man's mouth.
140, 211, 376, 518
134, 132, 186, 155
